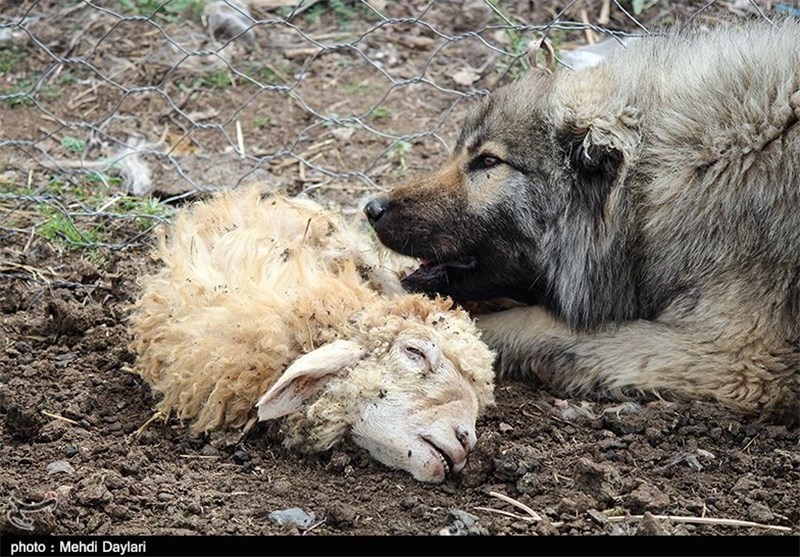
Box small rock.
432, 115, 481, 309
232, 450, 251, 464
268, 507, 315, 529
498, 422, 513, 433
438, 508, 487, 536
157, 492, 173, 502
64, 445, 79, 458
46, 460, 75, 475
187, 501, 203, 515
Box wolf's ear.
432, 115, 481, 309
559, 107, 640, 221
255, 339, 366, 421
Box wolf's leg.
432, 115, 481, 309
475, 306, 795, 414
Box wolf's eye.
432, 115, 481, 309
470, 154, 501, 171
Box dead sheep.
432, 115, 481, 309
128, 187, 495, 483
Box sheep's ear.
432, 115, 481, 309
559, 107, 639, 224
255, 339, 366, 422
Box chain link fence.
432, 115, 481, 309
0, 0, 787, 253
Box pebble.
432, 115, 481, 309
46, 460, 75, 475
232, 450, 251, 464
437, 509, 487, 536
268, 507, 315, 529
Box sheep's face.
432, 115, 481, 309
349, 326, 482, 483
255, 310, 495, 484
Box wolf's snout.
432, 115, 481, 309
364, 194, 389, 223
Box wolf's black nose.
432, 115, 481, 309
364, 195, 389, 223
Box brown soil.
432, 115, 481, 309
1, 0, 798, 542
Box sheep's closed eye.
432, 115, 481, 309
404, 345, 427, 364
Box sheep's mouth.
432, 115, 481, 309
421, 435, 455, 475
401, 257, 477, 293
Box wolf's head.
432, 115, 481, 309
365, 68, 640, 311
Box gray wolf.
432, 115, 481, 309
365, 19, 800, 420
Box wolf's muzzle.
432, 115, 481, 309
364, 194, 389, 224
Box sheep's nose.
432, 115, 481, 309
364, 194, 389, 224
455, 424, 477, 453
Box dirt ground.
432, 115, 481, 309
1, 0, 799, 542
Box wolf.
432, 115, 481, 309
365, 19, 800, 420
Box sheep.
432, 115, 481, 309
128, 187, 495, 483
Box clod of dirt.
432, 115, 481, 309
492, 445, 541, 482
75, 475, 113, 507
572, 457, 620, 505
45, 299, 102, 338
199, 443, 221, 457
325, 503, 356, 529
516, 471, 545, 496
460, 430, 499, 487
624, 482, 670, 514
326, 451, 352, 475
732, 473, 761, 495
636, 511, 668, 535
747, 502, 775, 523
37, 420, 69, 443
0, 283, 27, 313
533, 516, 560, 536
67, 258, 101, 285
557, 493, 598, 514
4, 404, 43, 440
270, 479, 293, 497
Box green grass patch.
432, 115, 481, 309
388, 140, 412, 171
369, 106, 391, 120
61, 137, 87, 154
37, 205, 105, 248
118, 0, 205, 22
115, 195, 174, 231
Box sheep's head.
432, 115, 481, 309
255, 295, 495, 483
